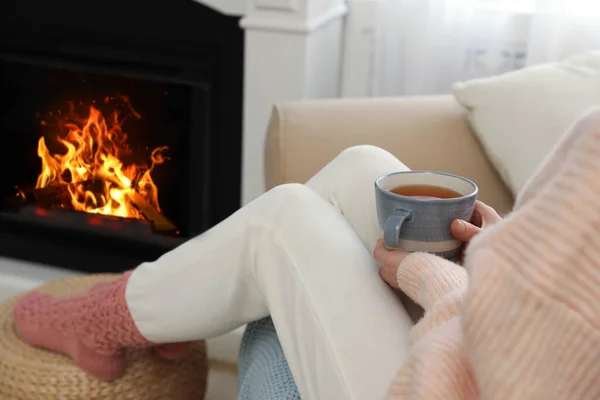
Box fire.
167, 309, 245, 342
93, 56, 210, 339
35, 103, 167, 219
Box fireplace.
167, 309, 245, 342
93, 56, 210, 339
0, 0, 244, 273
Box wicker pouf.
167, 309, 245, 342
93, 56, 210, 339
0, 274, 208, 400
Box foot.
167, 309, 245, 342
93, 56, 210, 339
12, 273, 193, 381
13, 290, 127, 381
12, 273, 151, 381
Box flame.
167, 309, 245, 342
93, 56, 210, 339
35, 104, 167, 219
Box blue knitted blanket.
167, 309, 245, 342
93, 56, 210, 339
237, 317, 301, 400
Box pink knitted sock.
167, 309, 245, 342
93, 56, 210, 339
12, 272, 190, 381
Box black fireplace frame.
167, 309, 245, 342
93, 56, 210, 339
0, 0, 244, 273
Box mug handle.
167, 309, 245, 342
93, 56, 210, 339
383, 209, 412, 249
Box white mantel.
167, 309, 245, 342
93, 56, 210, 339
194, 0, 348, 205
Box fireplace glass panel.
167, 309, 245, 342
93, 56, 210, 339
0, 55, 194, 238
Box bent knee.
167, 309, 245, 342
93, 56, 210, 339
265, 183, 329, 212
267, 183, 317, 202
339, 145, 389, 158
335, 145, 399, 167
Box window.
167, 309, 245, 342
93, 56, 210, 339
474, 0, 535, 14
475, 0, 600, 16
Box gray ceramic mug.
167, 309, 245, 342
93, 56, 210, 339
375, 171, 478, 259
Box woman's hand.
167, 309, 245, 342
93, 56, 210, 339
373, 239, 408, 288
451, 200, 502, 261
451, 200, 502, 243
374, 201, 501, 287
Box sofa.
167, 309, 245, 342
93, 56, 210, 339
238, 94, 518, 399
264, 95, 514, 214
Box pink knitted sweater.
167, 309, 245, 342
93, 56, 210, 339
387, 111, 600, 399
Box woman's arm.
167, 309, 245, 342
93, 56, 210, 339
374, 243, 478, 399
376, 200, 503, 338
395, 252, 467, 341
375, 201, 503, 399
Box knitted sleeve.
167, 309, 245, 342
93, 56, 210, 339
387, 253, 478, 399
395, 252, 468, 342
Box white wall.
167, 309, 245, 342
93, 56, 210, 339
307, 18, 344, 98
240, 0, 347, 204
341, 0, 380, 97
191, 0, 347, 205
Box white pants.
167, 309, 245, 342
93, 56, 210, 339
126, 146, 414, 400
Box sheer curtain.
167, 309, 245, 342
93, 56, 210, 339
372, 0, 600, 96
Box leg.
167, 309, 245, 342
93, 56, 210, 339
237, 317, 301, 400
128, 183, 412, 399
16, 146, 413, 399
126, 146, 413, 399
305, 145, 411, 253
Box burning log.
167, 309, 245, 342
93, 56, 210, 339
19, 180, 102, 210
129, 192, 178, 235
13, 182, 179, 236
22, 183, 74, 209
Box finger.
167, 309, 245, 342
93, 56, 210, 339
374, 239, 408, 266
379, 266, 399, 288
374, 239, 409, 288
373, 239, 387, 264
474, 201, 502, 226
471, 208, 483, 228
451, 219, 482, 242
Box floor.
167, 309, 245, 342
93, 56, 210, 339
0, 256, 240, 400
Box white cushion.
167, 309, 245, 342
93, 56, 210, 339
452, 51, 600, 195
